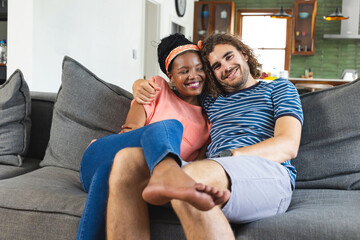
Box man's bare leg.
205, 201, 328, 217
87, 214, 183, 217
107, 147, 150, 240
142, 157, 231, 211
171, 160, 235, 240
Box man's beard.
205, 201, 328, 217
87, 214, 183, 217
220, 66, 250, 92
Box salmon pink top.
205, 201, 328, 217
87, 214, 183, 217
135, 76, 211, 161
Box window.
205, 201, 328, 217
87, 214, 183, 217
236, 9, 292, 75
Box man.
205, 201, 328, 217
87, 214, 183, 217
110, 33, 303, 239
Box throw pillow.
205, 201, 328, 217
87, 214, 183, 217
0, 70, 31, 166
293, 78, 360, 190
40, 56, 132, 171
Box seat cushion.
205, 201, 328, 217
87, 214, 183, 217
293, 78, 360, 190
0, 157, 41, 180
235, 189, 360, 240
0, 166, 87, 216
40, 56, 132, 171
0, 69, 31, 166
0, 207, 81, 240
0, 166, 87, 240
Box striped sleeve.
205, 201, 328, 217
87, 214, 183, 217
271, 80, 304, 125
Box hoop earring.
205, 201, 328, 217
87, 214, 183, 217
169, 81, 177, 91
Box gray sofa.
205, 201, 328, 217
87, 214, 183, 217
0, 56, 359, 239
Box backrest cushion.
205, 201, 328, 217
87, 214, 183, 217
40, 56, 132, 171
0, 70, 31, 166
293, 78, 360, 190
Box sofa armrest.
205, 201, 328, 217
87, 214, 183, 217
26, 91, 57, 160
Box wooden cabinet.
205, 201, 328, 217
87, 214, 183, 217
292, 0, 317, 55
193, 1, 234, 43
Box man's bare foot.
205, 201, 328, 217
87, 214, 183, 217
195, 183, 231, 206
142, 158, 230, 211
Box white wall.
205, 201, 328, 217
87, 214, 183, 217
155, 0, 195, 40
7, 0, 33, 87
7, 0, 196, 93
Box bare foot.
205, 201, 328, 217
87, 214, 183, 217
142, 158, 230, 211
195, 183, 231, 206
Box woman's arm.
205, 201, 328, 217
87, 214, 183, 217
231, 116, 302, 163
119, 101, 147, 133
132, 79, 160, 104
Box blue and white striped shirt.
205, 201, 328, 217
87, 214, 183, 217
202, 79, 304, 188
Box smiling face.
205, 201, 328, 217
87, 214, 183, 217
167, 51, 206, 104
208, 44, 254, 92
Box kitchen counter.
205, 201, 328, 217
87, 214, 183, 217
288, 78, 352, 86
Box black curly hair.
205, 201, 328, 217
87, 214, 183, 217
157, 33, 199, 75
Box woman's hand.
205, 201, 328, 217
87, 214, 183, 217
132, 79, 160, 104
119, 123, 143, 133
87, 139, 97, 148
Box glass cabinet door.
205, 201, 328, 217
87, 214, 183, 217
292, 0, 317, 55
193, 1, 234, 43
194, 3, 211, 42
214, 4, 231, 34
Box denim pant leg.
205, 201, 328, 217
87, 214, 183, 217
80, 129, 144, 193
76, 161, 112, 240
141, 119, 183, 174
77, 120, 184, 240
80, 119, 184, 192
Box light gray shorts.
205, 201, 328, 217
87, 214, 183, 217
208, 155, 293, 224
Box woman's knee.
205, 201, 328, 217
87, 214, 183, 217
144, 120, 183, 142
81, 138, 109, 169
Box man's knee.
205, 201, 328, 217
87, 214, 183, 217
109, 148, 149, 190
183, 160, 230, 190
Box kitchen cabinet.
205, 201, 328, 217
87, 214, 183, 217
193, 1, 234, 43
0, 0, 7, 21
292, 0, 317, 55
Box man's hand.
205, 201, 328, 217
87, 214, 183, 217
132, 79, 161, 104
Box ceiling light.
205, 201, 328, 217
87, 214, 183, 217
271, 6, 292, 19
324, 7, 349, 21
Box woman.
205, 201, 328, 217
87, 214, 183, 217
77, 33, 230, 240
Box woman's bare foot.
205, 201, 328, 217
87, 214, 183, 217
142, 158, 230, 211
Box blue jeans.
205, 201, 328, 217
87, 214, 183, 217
76, 119, 184, 240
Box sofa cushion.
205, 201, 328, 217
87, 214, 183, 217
0, 166, 86, 240
0, 157, 41, 180
40, 56, 132, 171
293, 78, 360, 190
0, 166, 86, 216
0, 207, 80, 240
235, 189, 360, 240
0, 69, 31, 166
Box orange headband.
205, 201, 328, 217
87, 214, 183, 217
165, 44, 200, 73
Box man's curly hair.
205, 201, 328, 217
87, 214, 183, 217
200, 33, 262, 97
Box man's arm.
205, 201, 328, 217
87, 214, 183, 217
231, 116, 302, 163
132, 79, 160, 104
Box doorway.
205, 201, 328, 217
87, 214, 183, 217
0, 0, 7, 84
144, 0, 160, 80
